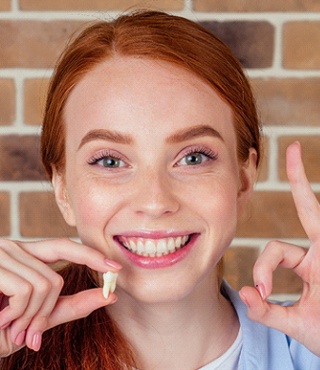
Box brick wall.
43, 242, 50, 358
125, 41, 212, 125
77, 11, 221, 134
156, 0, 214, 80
1, 0, 320, 299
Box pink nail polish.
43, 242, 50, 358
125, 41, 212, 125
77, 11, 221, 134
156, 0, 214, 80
104, 259, 122, 270
14, 330, 26, 346
32, 332, 42, 352
255, 283, 266, 300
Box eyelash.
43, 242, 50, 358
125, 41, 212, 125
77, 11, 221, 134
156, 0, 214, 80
88, 150, 125, 166
87, 146, 218, 168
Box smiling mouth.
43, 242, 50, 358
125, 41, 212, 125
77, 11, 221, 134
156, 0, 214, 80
115, 235, 192, 257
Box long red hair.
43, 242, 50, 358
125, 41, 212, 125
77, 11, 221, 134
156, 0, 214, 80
1, 10, 261, 369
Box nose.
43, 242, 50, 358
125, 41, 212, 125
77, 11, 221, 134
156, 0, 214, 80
131, 166, 180, 219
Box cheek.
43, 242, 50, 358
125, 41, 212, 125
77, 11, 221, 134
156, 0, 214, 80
67, 182, 114, 229
190, 176, 239, 214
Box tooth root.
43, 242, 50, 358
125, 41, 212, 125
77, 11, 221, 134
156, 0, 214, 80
110, 279, 116, 293
103, 281, 111, 299
103, 272, 118, 299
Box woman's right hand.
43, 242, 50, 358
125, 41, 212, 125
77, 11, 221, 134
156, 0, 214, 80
0, 238, 121, 357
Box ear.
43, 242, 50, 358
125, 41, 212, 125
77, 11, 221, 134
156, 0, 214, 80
237, 148, 257, 215
52, 167, 76, 227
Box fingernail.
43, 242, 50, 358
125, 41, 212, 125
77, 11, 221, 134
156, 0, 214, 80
255, 283, 266, 300
31, 332, 42, 352
14, 330, 26, 346
104, 259, 122, 270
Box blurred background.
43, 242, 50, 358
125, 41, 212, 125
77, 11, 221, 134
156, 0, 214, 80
1, 0, 320, 300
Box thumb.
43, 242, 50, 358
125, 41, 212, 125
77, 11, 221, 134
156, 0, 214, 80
47, 288, 117, 330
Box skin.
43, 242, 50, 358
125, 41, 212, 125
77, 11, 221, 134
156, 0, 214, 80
52, 57, 257, 368
0, 57, 319, 365
56, 57, 256, 302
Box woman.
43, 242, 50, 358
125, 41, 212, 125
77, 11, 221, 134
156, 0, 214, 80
1, 10, 320, 369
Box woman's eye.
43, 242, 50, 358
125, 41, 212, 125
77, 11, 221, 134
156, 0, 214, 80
100, 156, 124, 168
178, 151, 214, 166
89, 155, 126, 169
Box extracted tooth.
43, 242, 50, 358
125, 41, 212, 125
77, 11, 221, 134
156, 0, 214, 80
102, 271, 118, 299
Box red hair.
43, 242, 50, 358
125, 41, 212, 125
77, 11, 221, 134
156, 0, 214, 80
41, 10, 261, 179
1, 10, 261, 369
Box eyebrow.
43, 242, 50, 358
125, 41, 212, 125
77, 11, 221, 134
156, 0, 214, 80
78, 129, 133, 150
166, 125, 224, 144
78, 124, 223, 150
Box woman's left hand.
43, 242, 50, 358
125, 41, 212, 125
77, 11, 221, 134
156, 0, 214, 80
239, 141, 320, 356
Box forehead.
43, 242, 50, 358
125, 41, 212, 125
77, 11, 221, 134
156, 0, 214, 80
64, 57, 236, 144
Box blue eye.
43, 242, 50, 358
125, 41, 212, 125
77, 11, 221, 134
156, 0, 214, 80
177, 148, 218, 166
99, 156, 124, 168
182, 152, 206, 166
88, 151, 126, 169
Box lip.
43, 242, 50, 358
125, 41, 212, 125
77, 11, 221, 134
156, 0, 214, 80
115, 230, 190, 239
113, 232, 199, 269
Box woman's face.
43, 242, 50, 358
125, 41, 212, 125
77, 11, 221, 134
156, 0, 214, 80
54, 57, 256, 303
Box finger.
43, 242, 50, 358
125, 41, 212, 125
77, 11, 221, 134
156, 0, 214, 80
46, 289, 117, 331
0, 267, 32, 329
253, 240, 307, 298
239, 286, 295, 336
23, 286, 117, 351
0, 249, 64, 339
18, 239, 122, 273
8, 271, 64, 347
0, 327, 25, 358
286, 142, 320, 244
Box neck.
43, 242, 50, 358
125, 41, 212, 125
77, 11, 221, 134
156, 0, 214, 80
107, 276, 239, 370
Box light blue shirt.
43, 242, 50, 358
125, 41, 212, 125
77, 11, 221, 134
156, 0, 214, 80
223, 281, 320, 370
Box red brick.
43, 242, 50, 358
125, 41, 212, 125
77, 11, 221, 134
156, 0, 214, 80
200, 21, 274, 69
0, 192, 10, 236
251, 78, 320, 126
0, 79, 15, 126
0, 0, 11, 11
0, 135, 47, 181
257, 136, 269, 182
237, 191, 320, 238
24, 78, 49, 126
278, 136, 320, 182
272, 266, 303, 294
19, 0, 183, 10
194, 0, 320, 11
0, 20, 84, 68
224, 246, 302, 294
283, 22, 320, 69
19, 192, 78, 238
224, 246, 259, 289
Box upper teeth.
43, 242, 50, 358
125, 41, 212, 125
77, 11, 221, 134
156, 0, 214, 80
118, 235, 190, 257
